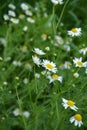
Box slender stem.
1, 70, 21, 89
52, 5, 56, 37
56, 0, 70, 30
15, 86, 27, 130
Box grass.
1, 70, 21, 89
0, 0, 87, 130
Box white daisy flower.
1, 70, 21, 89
73, 57, 86, 68
27, 17, 35, 23
32, 55, 41, 67
21, 45, 28, 53
25, 10, 33, 16
79, 47, 87, 55
41, 34, 48, 41
23, 78, 28, 84
68, 28, 81, 37
47, 74, 62, 83
33, 48, 45, 55
73, 72, 79, 78
54, 35, 64, 46
22, 111, 30, 118
8, 10, 16, 17
51, 0, 63, 5
19, 14, 25, 19
8, 3, 16, 10
10, 18, 19, 24
3, 14, 9, 20
13, 108, 22, 116
70, 114, 83, 127
35, 73, 40, 78
42, 59, 57, 73
20, 3, 29, 10
12, 61, 22, 66
62, 98, 78, 111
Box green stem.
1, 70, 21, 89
56, 0, 70, 30
15, 86, 28, 130
52, 5, 56, 37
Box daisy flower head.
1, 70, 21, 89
32, 55, 41, 67
27, 17, 35, 23
20, 3, 29, 10
42, 59, 57, 73
8, 10, 16, 17
51, 0, 63, 5
70, 114, 83, 127
68, 28, 81, 37
79, 47, 87, 55
47, 74, 62, 83
10, 18, 19, 24
3, 14, 9, 21
62, 98, 78, 111
73, 57, 85, 68
8, 3, 16, 10
33, 48, 45, 56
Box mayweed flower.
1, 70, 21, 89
33, 48, 45, 55
19, 14, 25, 19
79, 47, 87, 55
27, 17, 35, 23
70, 114, 83, 127
35, 73, 40, 78
51, 0, 63, 5
32, 55, 41, 67
12, 61, 22, 67
73, 57, 86, 68
8, 3, 16, 10
73, 72, 79, 78
10, 18, 19, 24
21, 45, 28, 52
23, 78, 28, 84
20, 3, 29, 10
41, 33, 48, 41
24, 62, 32, 70
25, 10, 33, 16
47, 74, 62, 83
13, 108, 22, 116
45, 46, 50, 51
54, 35, 64, 46
3, 14, 9, 20
8, 10, 16, 17
68, 28, 81, 37
62, 98, 78, 111
42, 59, 57, 73
22, 111, 30, 118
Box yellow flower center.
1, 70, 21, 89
46, 64, 53, 69
52, 74, 58, 79
77, 61, 83, 67
42, 34, 47, 38
74, 114, 82, 121
22, 45, 28, 50
67, 100, 75, 106
71, 28, 78, 33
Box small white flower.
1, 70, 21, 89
19, 14, 25, 19
13, 108, 22, 116
68, 28, 81, 37
45, 46, 50, 51
20, 3, 29, 10
33, 48, 45, 55
79, 47, 87, 55
25, 10, 33, 16
62, 98, 78, 111
21, 45, 28, 53
3, 14, 9, 20
23, 78, 28, 84
35, 73, 40, 78
70, 114, 83, 127
41, 34, 48, 41
10, 18, 19, 24
54, 35, 64, 46
73, 72, 79, 78
23, 26, 28, 31
47, 74, 62, 83
8, 10, 16, 17
51, 0, 63, 5
8, 3, 16, 10
42, 59, 57, 73
12, 61, 22, 66
22, 111, 30, 118
32, 56, 41, 67
27, 17, 35, 23
73, 57, 86, 68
